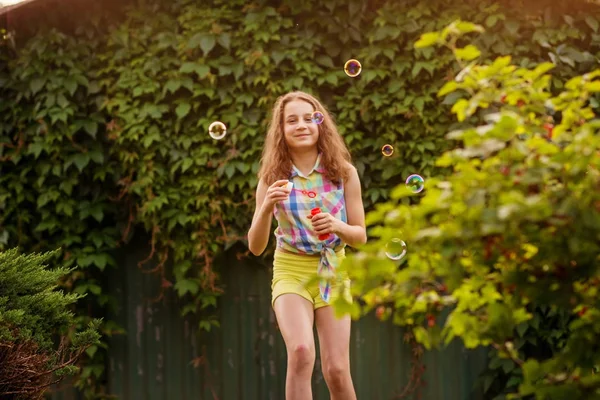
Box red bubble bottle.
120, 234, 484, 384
310, 207, 331, 241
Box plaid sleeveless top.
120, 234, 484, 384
273, 153, 347, 302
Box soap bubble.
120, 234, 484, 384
311, 111, 324, 125
385, 238, 407, 261
344, 59, 362, 77
382, 144, 394, 157
406, 174, 424, 193
208, 121, 227, 140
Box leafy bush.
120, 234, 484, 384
0, 248, 100, 399
344, 20, 600, 400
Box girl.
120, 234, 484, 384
247, 91, 366, 400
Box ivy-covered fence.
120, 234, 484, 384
1, 0, 600, 397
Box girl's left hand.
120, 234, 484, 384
307, 212, 340, 236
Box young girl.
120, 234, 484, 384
247, 91, 366, 400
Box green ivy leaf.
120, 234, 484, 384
64, 78, 77, 96
387, 80, 404, 94
29, 78, 46, 95
181, 157, 193, 173
217, 33, 231, 50
181, 303, 198, 317
73, 153, 91, 172
271, 50, 285, 65
83, 121, 98, 138
364, 70, 378, 83
164, 79, 182, 94
483, 375, 495, 393
180, 62, 210, 78
88, 149, 104, 164
78, 253, 113, 270
56, 93, 69, 109
485, 15, 498, 28
200, 35, 216, 56
236, 162, 250, 174
586, 16, 599, 32
174, 279, 200, 296
28, 142, 45, 159
180, 62, 197, 73
442, 91, 463, 105
175, 103, 191, 120
316, 55, 334, 68
89, 205, 104, 222
224, 163, 235, 179
45, 93, 56, 108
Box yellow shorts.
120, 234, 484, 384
271, 248, 352, 310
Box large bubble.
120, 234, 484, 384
405, 174, 425, 193
344, 59, 362, 78
385, 238, 407, 261
208, 121, 227, 140
311, 111, 324, 125
381, 144, 394, 157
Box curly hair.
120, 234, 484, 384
258, 91, 352, 186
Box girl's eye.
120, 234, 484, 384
304, 118, 312, 123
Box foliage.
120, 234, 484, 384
343, 19, 600, 400
0, 248, 100, 399
1, 0, 600, 397
479, 306, 573, 399
0, 21, 123, 397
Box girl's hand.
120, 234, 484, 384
307, 211, 341, 236
261, 179, 292, 213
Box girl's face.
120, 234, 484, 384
283, 99, 319, 152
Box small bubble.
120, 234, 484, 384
208, 121, 227, 140
311, 111, 324, 125
406, 174, 424, 193
385, 238, 407, 261
382, 144, 394, 157
344, 59, 362, 78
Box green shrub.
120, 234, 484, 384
0, 248, 100, 399
344, 20, 600, 400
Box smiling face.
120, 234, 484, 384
283, 99, 319, 152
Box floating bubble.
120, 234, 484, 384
311, 111, 324, 125
381, 144, 394, 157
208, 121, 227, 140
406, 174, 425, 193
385, 238, 407, 261
344, 59, 362, 77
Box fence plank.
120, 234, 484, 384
58, 241, 490, 400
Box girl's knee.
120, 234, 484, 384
288, 343, 315, 374
323, 360, 351, 390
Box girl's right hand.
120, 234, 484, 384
261, 179, 292, 212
